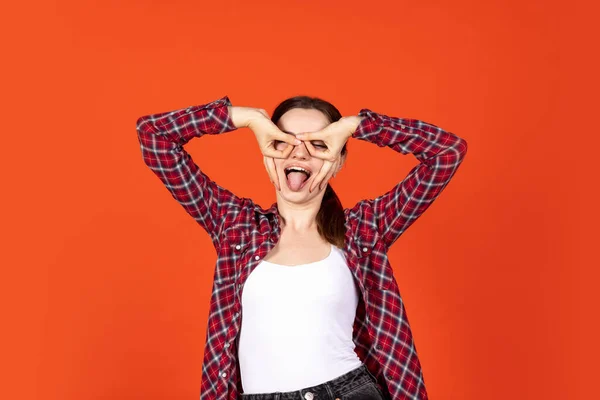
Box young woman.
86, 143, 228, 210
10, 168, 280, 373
136, 95, 468, 400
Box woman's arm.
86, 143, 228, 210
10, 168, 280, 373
347, 108, 468, 250
135, 95, 249, 249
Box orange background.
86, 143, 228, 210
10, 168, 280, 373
2, 1, 598, 399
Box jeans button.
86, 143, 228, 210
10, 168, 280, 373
304, 392, 314, 400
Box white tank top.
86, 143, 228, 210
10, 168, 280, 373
237, 243, 363, 394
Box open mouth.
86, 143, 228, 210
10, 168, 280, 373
284, 166, 312, 191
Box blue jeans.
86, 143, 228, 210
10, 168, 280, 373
239, 363, 386, 400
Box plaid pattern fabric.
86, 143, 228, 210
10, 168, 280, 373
136, 96, 468, 400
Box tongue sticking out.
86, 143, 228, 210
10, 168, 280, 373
286, 171, 309, 191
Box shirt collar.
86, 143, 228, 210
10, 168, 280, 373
256, 201, 280, 242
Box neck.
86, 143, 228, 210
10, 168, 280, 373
276, 191, 324, 232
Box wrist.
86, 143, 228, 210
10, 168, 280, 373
343, 115, 363, 137
230, 106, 266, 129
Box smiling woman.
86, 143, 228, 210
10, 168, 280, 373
268, 96, 350, 248
136, 94, 468, 400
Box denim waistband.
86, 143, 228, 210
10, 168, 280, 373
239, 363, 376, 400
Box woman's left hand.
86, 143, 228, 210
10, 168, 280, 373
296, 115, 363, 192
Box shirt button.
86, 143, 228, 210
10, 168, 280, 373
224, 343, 230, 348
221, 372, 227, 378
255, 255, 260, 260
235, 245, 241, 250
387, 374, 392, 379
376, 345, 383, 350
362, 247, 368, 252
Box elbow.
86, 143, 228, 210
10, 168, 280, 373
136, 115, 151, 134
457, 137, 468, 159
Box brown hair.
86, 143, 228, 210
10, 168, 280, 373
271, 96, 348, 249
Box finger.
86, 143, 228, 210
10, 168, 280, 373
318, 160, 335, 191
263, 157, 277, 189
264, 156, 281, 191
263, 156, 276, 189
282, 142, 295, 158
319, 158, 339, 191
267, 156, 281, 191
313, 160, 334, 193
308, 160, 323, 193
263, 142, 295, 159
278, 133, 302, 146
310, 160, 334, 193
303, 140, 319, 158
303, 141, 337, 161
295, 132, 317, 141
304, 141, 337, 162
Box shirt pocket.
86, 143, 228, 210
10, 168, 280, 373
215, 227, 249, 284
353, 234, 394, 291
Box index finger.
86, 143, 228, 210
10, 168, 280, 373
263, 143, 295, 159
276, 132, 303, 146
304, 141, 338, 162
295, 132, 319, 141
309, 159, 334, 192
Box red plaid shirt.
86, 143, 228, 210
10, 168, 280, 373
136, 96, 468, 400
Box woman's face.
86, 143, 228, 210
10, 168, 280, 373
273, 108, 338, 198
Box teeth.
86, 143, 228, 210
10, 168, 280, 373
285, 166, 310, 175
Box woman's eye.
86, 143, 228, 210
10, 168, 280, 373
274, 140, 326, 149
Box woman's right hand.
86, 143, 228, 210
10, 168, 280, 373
229, 106, 300, 191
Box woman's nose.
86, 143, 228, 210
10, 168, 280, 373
291, 141, 310, 157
